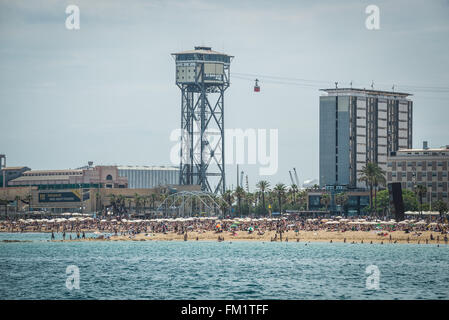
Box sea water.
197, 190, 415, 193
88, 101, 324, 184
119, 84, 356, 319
0, 233, 448, 300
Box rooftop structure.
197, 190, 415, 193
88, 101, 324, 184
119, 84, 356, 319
8, 165, 128, 189
320, 88, 412, 99
0, 166, 31, 188
117, 166, 179, 189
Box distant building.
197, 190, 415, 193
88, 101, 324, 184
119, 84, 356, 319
387, 142, 449, 206
303, 178, 319, 188
307, 189, 370, 216
0, 166, 30, 187
319, 88, 413, 189
8, 165, 128, 189
117, 166, 179, 189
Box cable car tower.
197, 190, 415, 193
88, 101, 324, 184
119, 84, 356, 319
172, 46, 233, 194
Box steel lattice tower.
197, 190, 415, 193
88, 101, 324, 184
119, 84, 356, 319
172, 46, 233, 194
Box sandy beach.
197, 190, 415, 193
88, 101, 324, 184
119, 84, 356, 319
74, 230, 446, 244
2, 216, 448, 245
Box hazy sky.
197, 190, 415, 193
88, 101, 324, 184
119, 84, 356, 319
1, 0, 448, 191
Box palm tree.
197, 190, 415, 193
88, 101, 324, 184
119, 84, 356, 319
218, 190, 230, 217
24, 194, 32, 212
0, 198, 8, 217
150, 193, 157, 210
273, 183, 287, 214
117, 195, 126, 215
159, 193, 168, 217
298, 190, 307, 210
95, 192, 101, 215
14, 195, 21, 213
245, 192, 255, 216
256, 180, 270, 216
373, 167, 386, 215
289, 184, 298, 207
320, 193, 331, 211
335, 192, 348, 216
221, 189, 233, 216
134, 193, 141, 213
234, 186, 245, 216
358, 162, 386, 214
141, 195, 149, 213
414, 184, 427, 218
108, 194, 117, 214
434, 200, 448, 219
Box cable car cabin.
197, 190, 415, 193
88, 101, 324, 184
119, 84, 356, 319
254, 79, 260, 92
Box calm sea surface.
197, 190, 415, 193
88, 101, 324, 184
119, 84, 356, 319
1, 233, 448, 300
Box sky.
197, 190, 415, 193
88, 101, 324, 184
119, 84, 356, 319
1, 0, 449, 191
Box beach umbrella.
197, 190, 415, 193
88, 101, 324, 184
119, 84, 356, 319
247, 227, 254, 231
230, 224, 238, 228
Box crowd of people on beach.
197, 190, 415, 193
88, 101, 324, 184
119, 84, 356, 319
1, 215, 448, 240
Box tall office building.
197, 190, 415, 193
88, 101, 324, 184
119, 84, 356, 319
319, 88, 413, 189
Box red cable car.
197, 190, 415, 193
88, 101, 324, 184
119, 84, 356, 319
254, 79, 260, 92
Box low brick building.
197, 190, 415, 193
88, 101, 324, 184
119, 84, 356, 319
387, 143, 449, 206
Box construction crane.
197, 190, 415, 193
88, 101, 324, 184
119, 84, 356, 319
289, 170, 295, 186
293, 168, 300, 187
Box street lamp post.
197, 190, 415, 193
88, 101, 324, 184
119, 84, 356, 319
79, 183, 83, 215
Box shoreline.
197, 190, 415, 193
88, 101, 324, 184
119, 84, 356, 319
1, 230, 447, 245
